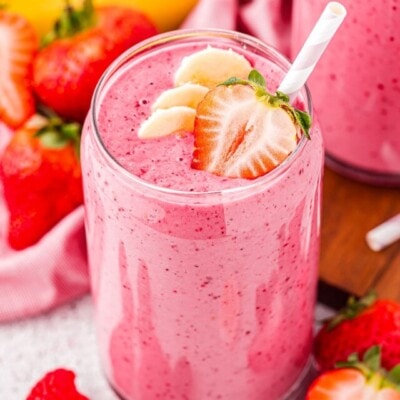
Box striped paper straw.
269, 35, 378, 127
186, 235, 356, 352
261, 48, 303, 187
278, 1, 347, 98
366, 214, 400, 252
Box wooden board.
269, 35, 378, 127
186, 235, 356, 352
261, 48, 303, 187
320, 168, 400, 301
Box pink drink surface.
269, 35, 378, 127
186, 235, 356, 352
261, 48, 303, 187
82, 35, 323, 400
292, 0, 400, 179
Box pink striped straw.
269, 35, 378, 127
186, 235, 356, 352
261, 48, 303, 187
366, 214, 400, 252
278, 1, 347, 99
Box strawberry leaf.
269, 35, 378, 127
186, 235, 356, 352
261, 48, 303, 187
61, 122, 81, 140
42, 0, 96, 47
218, 69, 312, 139
248, 69, 265, 87
275, 91, 290, 103
336, 346, 400, 391
38, 130, 70, 148
293, 109, 311, 139
35, 108, 81, 156
219, 77, 248, 86
387, 365, 400, 386
348, 352, 360, 363
363, 345, 381, 372
255, 88, 269, 99
327, 291, 377, 331
335, 352, 360, 369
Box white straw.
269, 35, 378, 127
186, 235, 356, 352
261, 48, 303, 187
366, 214, 400, 252
278, 1, 347, 98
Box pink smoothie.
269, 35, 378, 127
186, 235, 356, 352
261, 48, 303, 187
292, 0, 400, 184
81, 31, 323, 400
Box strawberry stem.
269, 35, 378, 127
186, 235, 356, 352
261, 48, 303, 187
387, 365, 400, 387
42, 0, 96, 47
327, 290, 377, 330
219, 69, 312, 139
336, 346, 400, 392
35, 106, 81, 157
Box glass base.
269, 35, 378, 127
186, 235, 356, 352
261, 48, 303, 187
283, 356, 318, 400
325, 153, 400, 187
107, 356, 316, 400
108, 381, 125, 400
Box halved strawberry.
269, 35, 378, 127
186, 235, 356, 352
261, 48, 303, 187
306, 346, 400, 400
0, 11, 38, 128
307, 368, 400, 400
191, 69, 311, 179
192, 84, 298, 179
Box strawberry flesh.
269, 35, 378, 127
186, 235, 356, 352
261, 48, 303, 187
306, 368, 366, 399
0, 11, 38, 128
307, 346, 400, 400
191, 85, 298, 179
306, 368, 400, 400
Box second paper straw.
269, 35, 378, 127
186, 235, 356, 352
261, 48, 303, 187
278, 1, 347, 98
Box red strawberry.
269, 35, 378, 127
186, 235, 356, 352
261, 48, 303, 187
314, 292, 400, 372
0, 10, 38, 128
33, 0, 158, 122
191, 70, 310, 179
0, 113, 83, 250
306, 346, 400, 400
26, 368, 89, 400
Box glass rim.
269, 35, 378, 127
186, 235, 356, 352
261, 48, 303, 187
90, 28, 314, 198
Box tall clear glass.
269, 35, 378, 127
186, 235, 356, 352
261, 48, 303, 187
292, 0, 400, 186
81, 30, 323, 400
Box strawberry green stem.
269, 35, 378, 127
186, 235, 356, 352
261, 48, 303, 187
42, 0, 96, 47
328, 291, 377, 330
336, 346, 400, 392
35, 106, 81, 156
219, 69, 312, 139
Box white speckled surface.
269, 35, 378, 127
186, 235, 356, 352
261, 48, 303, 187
0, 296, 116, 399
0, 296, 334, 399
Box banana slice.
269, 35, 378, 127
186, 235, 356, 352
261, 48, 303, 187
174, 46, 252, 89
138, 106, 196, 139
152, 83, 209, 111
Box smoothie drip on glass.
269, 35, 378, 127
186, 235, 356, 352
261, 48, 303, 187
82, 31, 323, 400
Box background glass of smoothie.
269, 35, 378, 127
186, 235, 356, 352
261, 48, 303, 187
81, 29, 324, 400
292, 0, 400, 186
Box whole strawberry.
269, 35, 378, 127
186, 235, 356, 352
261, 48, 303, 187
26, 368, 89, 399
314, 292, 400, 371
0, 10, 38, 128
306, 346, 400, 400
0, 112, 83, 250
33, 0, 158, 122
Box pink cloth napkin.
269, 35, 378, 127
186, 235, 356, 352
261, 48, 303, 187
0, 0, 292, 322
182, 0, 292, 56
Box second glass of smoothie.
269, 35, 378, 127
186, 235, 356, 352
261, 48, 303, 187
81, 30, 324, 400
292, 0, 400, 186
